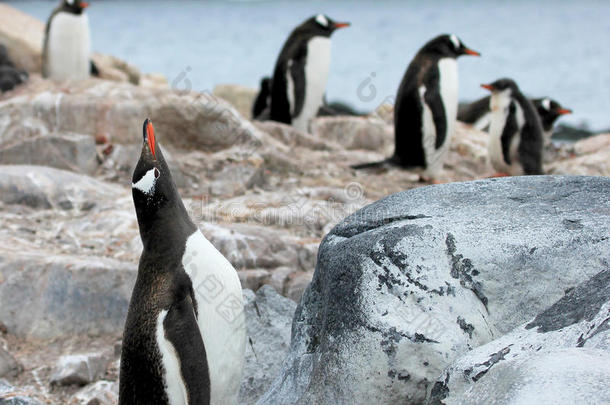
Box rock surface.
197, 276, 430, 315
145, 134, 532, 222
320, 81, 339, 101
0, 379, 41, 405
213, 84, 258, 120
50, 353, 110, 386
0, 348, 20, 379
0, 4, 43, 74
69, 381, 118, 405
257, 176, 610, 405
240, 286, 297, 405
428, 268, 610, 404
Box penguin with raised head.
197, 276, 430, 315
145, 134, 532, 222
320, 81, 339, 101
531, 97, 572, 144
269, 14, 350, 132
481, 78, 544, 176
352, 34, 480, 181
458, 96, 572, 144
120, 119, 245, 405
42, 0, 93, 81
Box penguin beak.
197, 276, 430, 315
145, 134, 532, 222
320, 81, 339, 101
333, 22, 351, 29
464, 48, 481, 56
557, 108, 572, 115
80, 2, 89, 8
143, 119, 156, 159
481, 84, 495, 91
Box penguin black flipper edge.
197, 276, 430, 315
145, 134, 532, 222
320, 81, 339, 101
422, 68, 447, 149
500, 102, 519, 166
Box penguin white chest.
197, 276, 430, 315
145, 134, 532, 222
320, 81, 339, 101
292, 37, 331, 132
438, 58, 459, 127
46, 12, 91, 81
488, 91, 524, 175
182, 230, 245, 405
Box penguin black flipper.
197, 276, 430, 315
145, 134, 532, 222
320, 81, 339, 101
517, 121, 544, 175
163, 274, 211, 404
90, 60, 100, 77
501, 101, 519, 166
393, 69, 425, 167
422, 68, 447, 149
288, 44, 307, 119
458, 96, 491, 124
252, 77, 271, 119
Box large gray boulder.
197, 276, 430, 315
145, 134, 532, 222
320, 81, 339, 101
428, 268, 610, 404
257, 176, 610, 405
240, 286, 297, 405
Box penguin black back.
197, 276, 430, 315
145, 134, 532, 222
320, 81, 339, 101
120, 120, 210, 405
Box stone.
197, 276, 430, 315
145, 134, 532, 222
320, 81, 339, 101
51, 353, 110, 386
0, 134, 98, 175
310, 116, 392, 152
0, 347, 20, 378
238, 269, 271, 291
547, 133, 610, 177
283, 271, 313, 302
255, 121, 339, 151
0, 252, 136, 338
0, 165, 123, 210
70, 381, 118, 405
240, 286, 297, 405
90, 53, 141, 85
213, 84, 258, 120
257, 176, 610, 405
0, 4, 44, 74
428, 268, 610, 404
0, 380, 42, 405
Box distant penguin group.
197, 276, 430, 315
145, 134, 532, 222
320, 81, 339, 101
256, 14, 350, 132
43, 0, 97, 81
120, 120, 245, 405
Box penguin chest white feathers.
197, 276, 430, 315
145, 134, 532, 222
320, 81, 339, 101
421, 58, 458, 178
46, 12, 91, 81
182, 230, 245, 405
156, 310, 189, 405
292, 37, 331, 132
488, 91, 525, 175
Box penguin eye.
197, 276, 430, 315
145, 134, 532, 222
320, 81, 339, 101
154, 168, 160, 179
315, 14, 329, 27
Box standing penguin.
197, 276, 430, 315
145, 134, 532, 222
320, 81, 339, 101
120, 119, 245, 405
269, 14, 350, 132
352, 34, 479, 181
458, 96, 572, 144
481, 78, 544, 176
42, 0, 92, 81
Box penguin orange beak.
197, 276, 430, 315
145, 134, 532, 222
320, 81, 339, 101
464, 48, 481, 56
557, 108, 572, 115
80, 2, 89, 8
333, 22, 351, 29
481, 84, 494, 91
144, 119, 156, 159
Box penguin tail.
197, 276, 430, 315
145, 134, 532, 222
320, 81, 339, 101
350, 158, 394, 170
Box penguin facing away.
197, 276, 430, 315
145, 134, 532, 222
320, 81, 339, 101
352, 34, 479, 181
43, 0, 92, 81
458, 96, 572, 144
481, 78, 544, 176
269, 14, 350, 132
120, 120, 245, 405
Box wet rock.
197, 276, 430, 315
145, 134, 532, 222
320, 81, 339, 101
0, 347, 20, 378
257, 176, 610, 405
0, 134, 98, 175
0, 252, 136, 338
428, 268, 610, 404
240, 286, 296, 405
213, 84, 257, 120
51, 353, 110, 386
310, 116, 392, 152
69, 381, 118, 405
0, 380, 42, 405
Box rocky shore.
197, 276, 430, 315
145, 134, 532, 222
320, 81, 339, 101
1, 4, 609, 404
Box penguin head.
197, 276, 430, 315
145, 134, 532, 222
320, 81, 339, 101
533, 97, 572, 125
481, 78, 521, 94
425, 34, 480, 58
62, 0, 89, 14
132, 119, 179, 219
301, 14, 350, 37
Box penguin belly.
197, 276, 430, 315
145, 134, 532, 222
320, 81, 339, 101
488, 95, 525, 175
156, 310, 189, 405
292, 37, 331, 132
182, 230, 245, 405
421, 58, 458, 178
46, 12, 90, 81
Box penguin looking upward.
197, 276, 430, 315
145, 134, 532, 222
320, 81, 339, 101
42, 0, 92, 81
458, 96, 572, 144
482, 78, 544, 176
269, 14, 350, 132
120, 120, 245, 405
352, 34, 479, 181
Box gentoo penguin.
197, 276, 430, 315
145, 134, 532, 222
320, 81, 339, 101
120, 119, 245, 405
352, 34, 479, 181
269, 14, 350, 132
42, 0, 92, 81
458, 96, 572, 144
481, 78, 544, 176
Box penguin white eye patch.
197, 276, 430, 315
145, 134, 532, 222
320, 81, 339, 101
541, 98, 551, 111
450, 34, 460, 50
316, 14, 329, 27
67, 0, 74, 5
132, 168, 160, 195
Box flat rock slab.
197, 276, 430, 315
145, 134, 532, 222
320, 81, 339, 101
257, 176, 610, 405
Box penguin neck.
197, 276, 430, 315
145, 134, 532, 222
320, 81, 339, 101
137, 198, 197, 258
